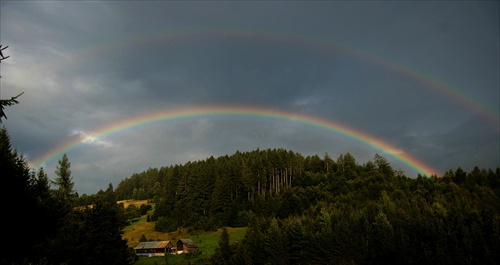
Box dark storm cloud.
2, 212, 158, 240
1, 1, 498, 194
125, 39, 338, 106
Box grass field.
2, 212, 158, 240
118, 199, 150, 209
121, 200, 247, 265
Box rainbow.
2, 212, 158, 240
49, 28, 499, 129
30, 105, 439, 177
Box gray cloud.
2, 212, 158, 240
1, 1, 498, 195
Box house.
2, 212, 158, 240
176, 238, 199, 253
134, 241, 174, 256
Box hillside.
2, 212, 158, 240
113, 148, 500, 264
122, 209, 247, 264
121, 200, 247, 250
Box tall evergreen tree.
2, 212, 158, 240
264, 218, 289, 265
323, 152, 335, 174
33, 167, 51, 199
212, 169, 233, 226
32, 166, 67, 254
0, 127, 41, 264
287, 218, 308, 264
337, 152, 357, 177
243, 215, 266, 264
53, 153, 77, 204
211, 227, 233, 265
374, 153, 395, 178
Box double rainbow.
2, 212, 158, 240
32, 27, 498, 177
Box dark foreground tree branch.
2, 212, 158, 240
0, 92, 24, 122
0, 45, 23, 123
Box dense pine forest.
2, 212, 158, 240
2, 126, 499, 264
113, 148, 499, 264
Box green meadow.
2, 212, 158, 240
123, 211, 247, 265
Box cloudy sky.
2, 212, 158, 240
1, 1, 498, 195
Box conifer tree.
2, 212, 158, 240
0, 127, 41, 264
34, 167, 51, 199
53, 153, 77, 204
374, 153, 395, 177
288, 218, 308, 263
219, 227, 232, 259
212, 171, 232, 226
243, 215, 266, 264
211, 227, 233, 264
264, 218, 289, 265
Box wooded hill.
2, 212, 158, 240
110, 148, 499, 264
4, 116, 499, 265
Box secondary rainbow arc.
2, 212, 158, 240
49, 27, 499, 129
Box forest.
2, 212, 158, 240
112, 148, 500, 264
1, 125, 499, 265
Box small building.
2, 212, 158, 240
134, 241, 174, 256
176, 238, 199, 253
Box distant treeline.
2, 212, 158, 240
110, 148, 499, 264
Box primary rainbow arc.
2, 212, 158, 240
30, 105, 439, 177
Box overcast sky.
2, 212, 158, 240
1, 1, 498, 195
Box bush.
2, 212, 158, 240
139, 204, 152, 215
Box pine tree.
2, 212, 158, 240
211, 170, 232, 226
34, 167, 51, 199
0, 127, 40, 264
219, 227, 232, 260
53, 153, 77, 204
230, 241, 252, 265
32, 167, 66, 251
264, 218, 289, 265
374, 153, 395, 178
288, 218, 308, 264
211, 227, 233, 264
243, 215, 266, 264
83, 191, 132, 265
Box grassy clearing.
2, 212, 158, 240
118, 199, 150, 209
121, 200, 247, 264
190, 227, 247, 256
128, 226, 247, 265
123, 214, 167, 248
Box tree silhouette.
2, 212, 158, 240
0, 45, 23, 123
53, 153, 77, 206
